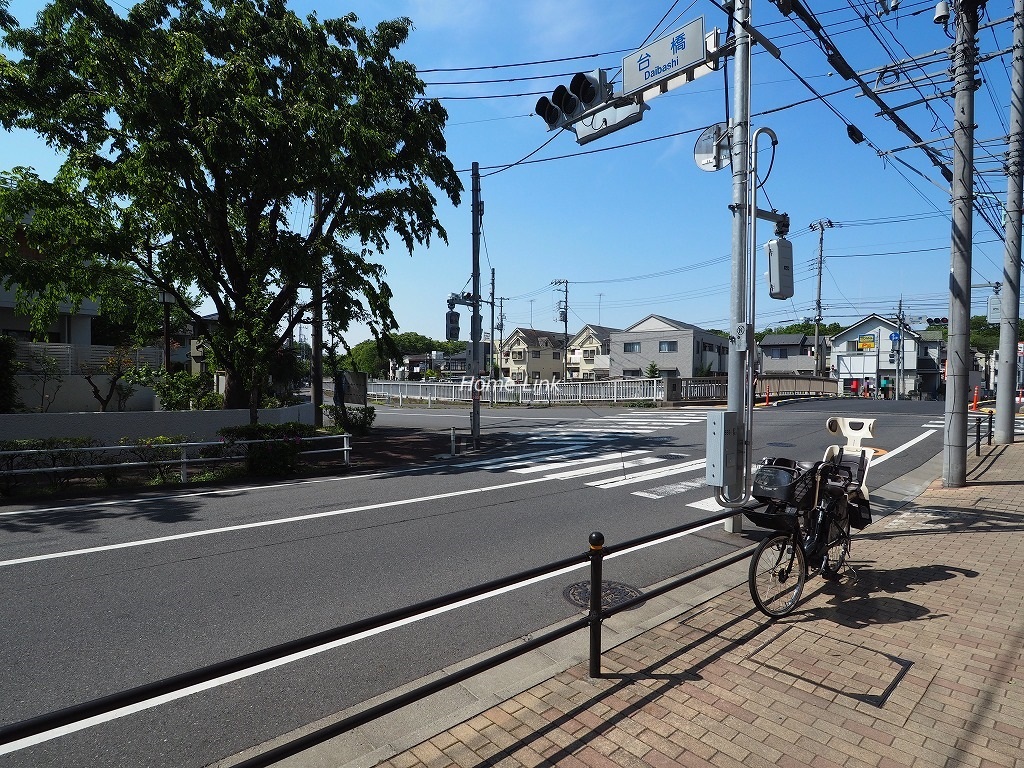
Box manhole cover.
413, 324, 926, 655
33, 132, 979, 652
563, 581, 645, 611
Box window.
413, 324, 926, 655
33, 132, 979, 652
624, 342, 641, 354
531, 350, 541, 359
552, 350, 560, 360
512, 350, 525, 361
659, 341, 678, 353
623, 369, 642, 378
770, 349, 789, 359
583, 349, 596, 360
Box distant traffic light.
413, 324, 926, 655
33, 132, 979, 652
926, 317, 949, 325
446, 310, 460, 341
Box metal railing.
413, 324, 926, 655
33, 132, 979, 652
0, 435, 351, 485
0, 510, 748, 765
368, 378, 666, 405
12, 342, 165, 375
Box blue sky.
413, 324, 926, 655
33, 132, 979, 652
3, 0, 1018, 346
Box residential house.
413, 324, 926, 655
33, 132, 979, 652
566, 324, 619, 380
757, 333, 819, 376
609, 315, 728, 378
500, 328, 568, 383
826, 314, 982, 398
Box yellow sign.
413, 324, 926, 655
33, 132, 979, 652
858, 334, 876, 351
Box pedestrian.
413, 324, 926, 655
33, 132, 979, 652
850, 378, 859, 398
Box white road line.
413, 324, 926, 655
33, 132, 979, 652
870, 429, 937, 466
0, 475, 557, 569
454, 446, 590, 469
509, 450, 650, 474
587, 459, 706, 489
543, 456, 666, 479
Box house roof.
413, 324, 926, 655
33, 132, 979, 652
569, 324, 621, 345
830, 313, 922, 342
620, 314, 703, 334
506, 327, 568, 348
759, 333, 807, 346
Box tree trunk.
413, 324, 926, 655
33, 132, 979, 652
223, 368, 249, 410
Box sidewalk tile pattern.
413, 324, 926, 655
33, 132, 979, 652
377, 443, 1024, 768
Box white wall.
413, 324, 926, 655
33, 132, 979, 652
0, 403, 316, 444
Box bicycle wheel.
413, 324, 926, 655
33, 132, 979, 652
749, 533, 806, 617
821, 515, 851, 580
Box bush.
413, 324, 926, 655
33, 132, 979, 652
217, 422, 319, 476
322, 404, 376, 436
0, 335, 23, 413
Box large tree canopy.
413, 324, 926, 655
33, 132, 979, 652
0, 0, 461, 416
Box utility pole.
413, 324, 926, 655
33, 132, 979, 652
809, 219, 833, 377
943, 0, 985, 487
496, 297, 507, 378
597, 293, 604, 325
996, 0, 1023, 445
471, 162, 482, 448
312, 191, 323, 427
552, 279, 569, 380
489, 268, 495, 380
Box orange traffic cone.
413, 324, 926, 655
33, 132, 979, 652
971, 385, 979, 411
765, 385, 770, 407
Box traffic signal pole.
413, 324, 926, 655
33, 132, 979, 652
722, 0, 752, 528
995, 0, 1023, 445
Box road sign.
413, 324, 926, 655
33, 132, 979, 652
694, 122, 730, 172
889, 332, 900, 342
988, 295, 1001, 323
622, 17, 706, 97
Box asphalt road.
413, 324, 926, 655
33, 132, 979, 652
0, 399, 961, 767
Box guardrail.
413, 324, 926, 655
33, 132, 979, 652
0, 435, 351, 487
368, 378, 666, 405
0, 510, 748, 765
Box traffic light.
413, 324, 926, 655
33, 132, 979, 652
569, 70, 610, 112
536, 84, 582, 130
446, 310, 460, 341
536, 69, 612, 131
926, 317, 949, 325
765, 238, 794, 300
889, 352, 896, 364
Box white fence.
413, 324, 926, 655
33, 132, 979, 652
368, 378, 665, 405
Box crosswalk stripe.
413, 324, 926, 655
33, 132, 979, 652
544, 456, 666, 480
510, 450, 651, 474
688, 497, 729, 512
632, 477, 707, 500
587, 458, 706, 489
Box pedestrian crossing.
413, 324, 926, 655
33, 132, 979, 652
516, 410, 712, 443
460, 443, 730, 511
922, 418, 1024, 435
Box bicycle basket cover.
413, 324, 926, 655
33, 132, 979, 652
752, 465, 797, 503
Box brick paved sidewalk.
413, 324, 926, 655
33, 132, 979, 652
371, 441, 1024, 768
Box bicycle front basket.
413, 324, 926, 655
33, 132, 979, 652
742, 503, 801, 533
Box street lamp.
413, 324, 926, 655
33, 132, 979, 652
157, 290, 175, 371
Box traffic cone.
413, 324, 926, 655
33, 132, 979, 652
971, 385, 979, 411
765, 385, 770, 407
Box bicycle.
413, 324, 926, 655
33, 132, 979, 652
742, 418, 875, 618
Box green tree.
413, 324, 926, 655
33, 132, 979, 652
644, 361, 660, 378
0, 0, 461, 422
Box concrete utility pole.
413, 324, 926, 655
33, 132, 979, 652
471, 162, 482, 448
489, 268, 496, 380
312, 191, 323, 427
943, 0, 985, 487
809, 219, 833, 377
995, 0, 1024, 444
551, 279, 569, 381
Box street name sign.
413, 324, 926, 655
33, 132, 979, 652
622, 17, 706, 97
